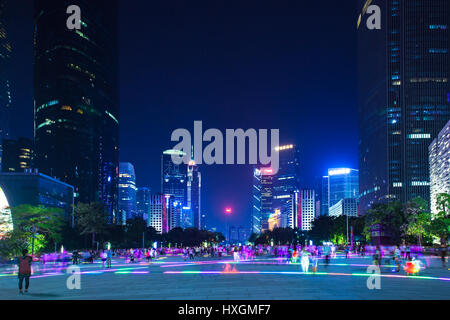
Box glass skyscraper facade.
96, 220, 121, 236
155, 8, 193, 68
136, 187, 151, 221
325, 168, 359, 215
358, 0, 450, 213
252, 167, 274, 233
187, 160, 201, 229
0, 0, 12, 171
33, 0, 119, 222
118, 162, 137, 224
272, 144, 301, 229
252, 145, 301, 233
161, 149, 187, 227
320, 175, 329, 216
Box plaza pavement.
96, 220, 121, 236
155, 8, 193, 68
0, 253, 448, 300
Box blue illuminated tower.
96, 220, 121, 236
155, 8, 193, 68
118, 162, 137, 224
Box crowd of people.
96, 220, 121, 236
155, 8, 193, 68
12, 242, 448, 295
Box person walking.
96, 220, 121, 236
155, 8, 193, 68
394, 246, 401, 272
374, 246, 381, 266
300, 247, 311, 273
101, 250, 107, 268
72, 250, 79, 265
17, 249, 32, 294
406, 245, 411, 261
106, 249, 113, 268
323, 245, 330, 266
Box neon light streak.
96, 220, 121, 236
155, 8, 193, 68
162, 270, 450, 282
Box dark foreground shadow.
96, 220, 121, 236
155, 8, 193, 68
24, 293, 61, 298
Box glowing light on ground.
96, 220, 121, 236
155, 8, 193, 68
163, 270, 450, 282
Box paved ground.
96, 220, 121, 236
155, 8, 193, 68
0, 253, 448, 300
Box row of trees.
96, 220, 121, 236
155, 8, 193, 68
248, 195, 449, 247
0, 202, 225, 260
1, 194, 448, 259
364, 196, 449, 246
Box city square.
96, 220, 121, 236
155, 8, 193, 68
0, 0, 450, 304
0, 252, 448, 300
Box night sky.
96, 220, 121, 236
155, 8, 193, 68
7, 1, 358, 234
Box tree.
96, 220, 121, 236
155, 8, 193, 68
405, 198, 431, 246
365, 201, 408, 244
75, 202, 108, 248
123, 217, 148, 247
0, 205, 64, 259
309, 216, 334, 243
11, 205, 64, 243
433, 193, 450, 244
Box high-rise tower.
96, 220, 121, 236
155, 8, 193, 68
33, 0, 119, 221
0, 0, 12, 171
358, 0, 450, 213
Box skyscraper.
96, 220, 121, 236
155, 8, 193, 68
118, 162, 137, 224
0, 0, 12, 171
161, 149, 187, 227
1, 137, 33, 172
187, 160, 201, 229
358, 0, 450, 213
33, 0, 119, 222
272, 144, 300, 229
320, 175, 329, 216
136, 187, 151, 220
298, 189, 316, 231
429, 119, 450, 214
148, 194, 175, 234
252, 167, 274, 233
327, 168, 359, 211
328, 198, 358, 218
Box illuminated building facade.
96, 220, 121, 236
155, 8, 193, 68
268, 209, 281, 231
327, 168, 359, 213
1, 137, 33, 172
320, 175, 329, 216
0, 0, 12, 171
187, 160, 201, 229
358, 0, 450, 213
429, 119, 450, 214
148, 194, 175, 234
180, 205, 193, 229
118, 162, 137, 224
328, 198, 358, 218
252, 167, 274, 233
272, 144, 300, 230
33, 0, 119, 223
0, 169, 74, 223
298, 189, 316, 231
252, 168, 261, 234
161, 149, 187, 227
136, 187, 151, 221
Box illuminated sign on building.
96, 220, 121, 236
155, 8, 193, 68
328, 168, 351, 176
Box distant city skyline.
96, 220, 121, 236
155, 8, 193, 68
5, 1, 358, 234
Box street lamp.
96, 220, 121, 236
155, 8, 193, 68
225, 208, 232, 243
